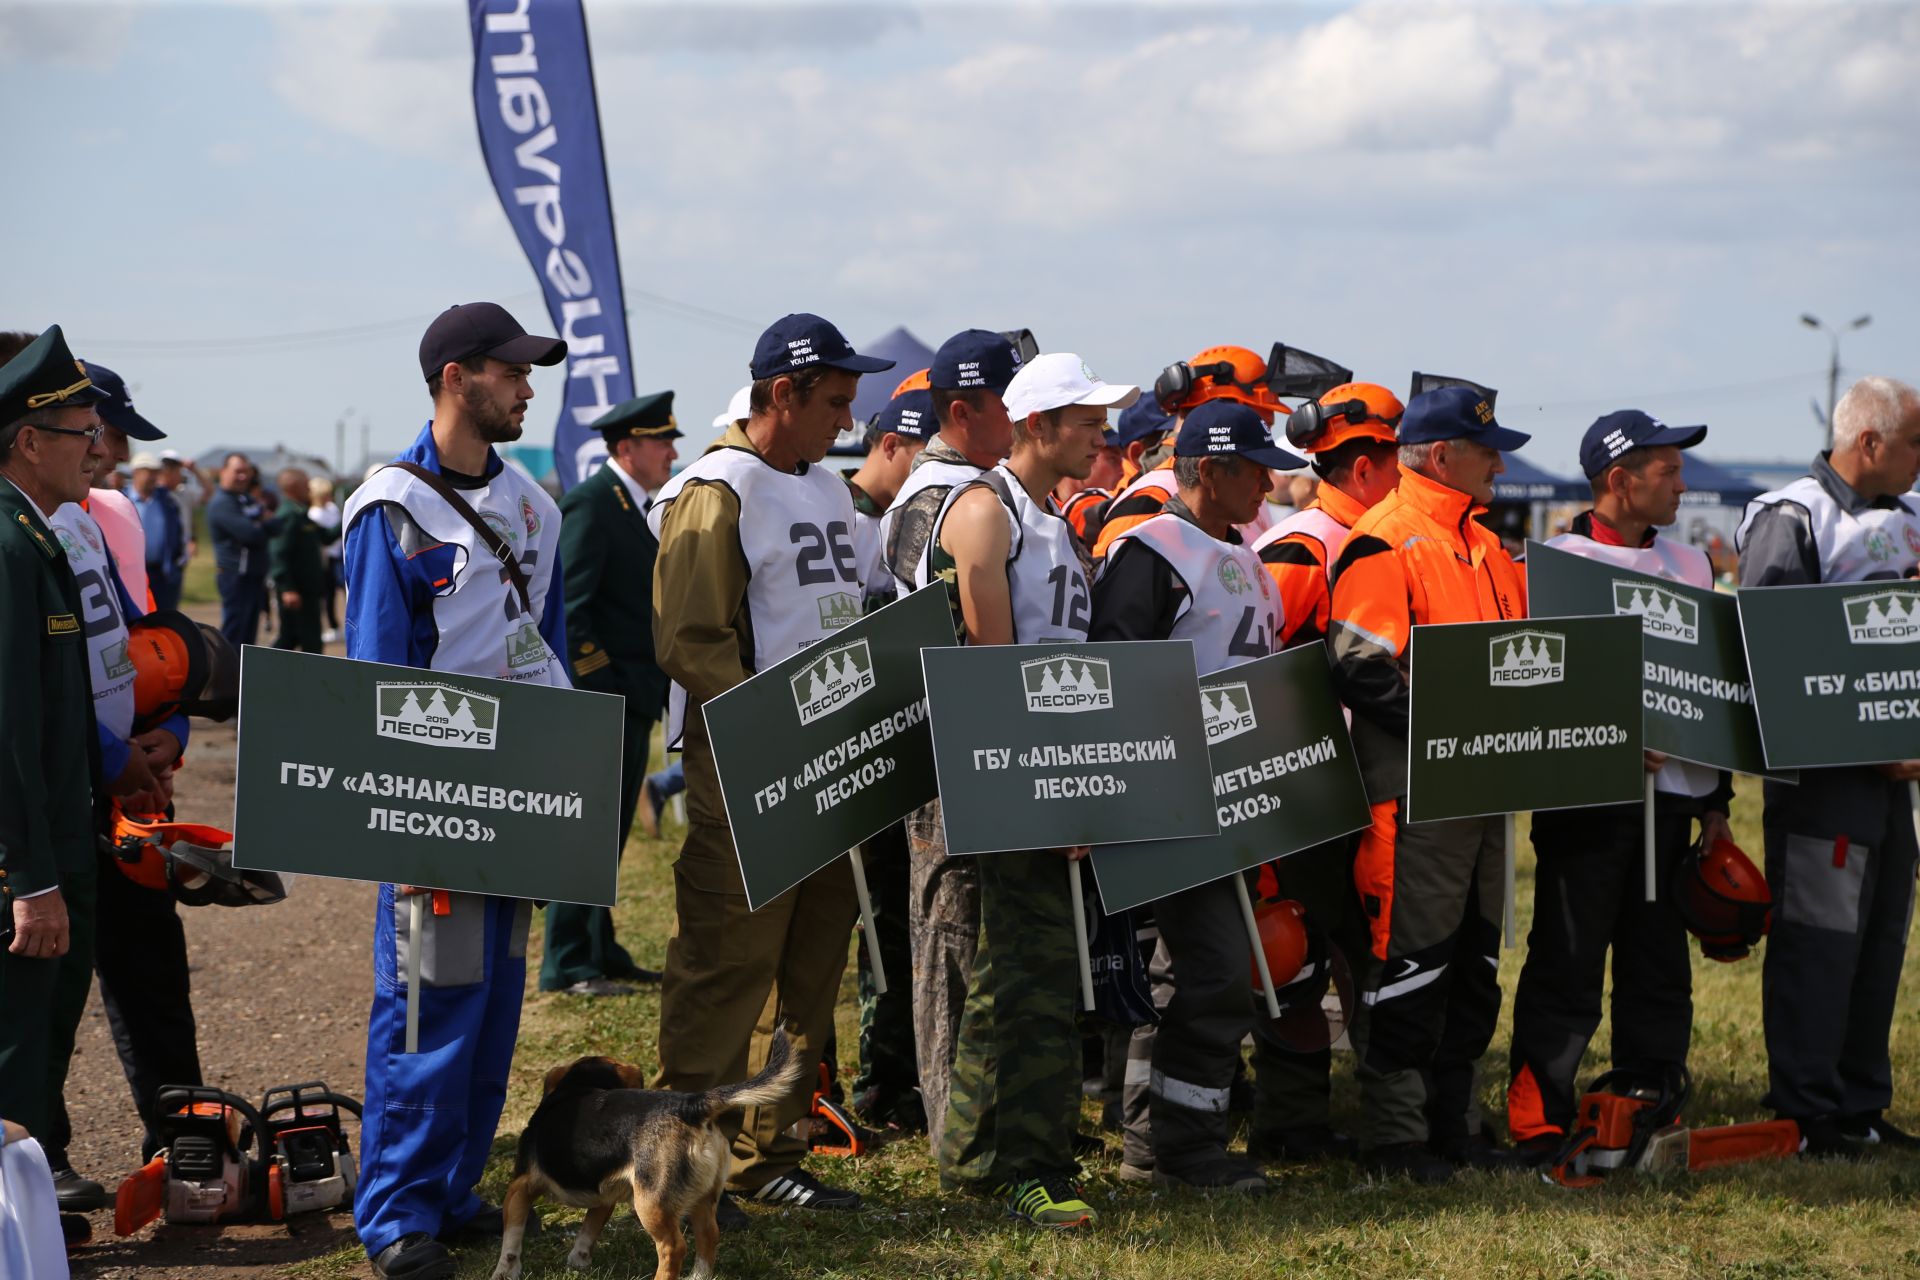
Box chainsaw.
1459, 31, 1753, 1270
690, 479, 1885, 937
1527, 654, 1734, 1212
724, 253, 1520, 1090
114, 1081, 362, 1235
1545, 1065, 1800, 1188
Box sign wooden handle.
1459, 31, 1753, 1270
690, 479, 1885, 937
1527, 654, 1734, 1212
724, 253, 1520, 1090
1068, 859, 1096, 1013
1503, 813, 1517, 951
848, 847, 886, 996
405, 891, 424, 1054
1645, 774, 1659, 903
1909, 780, 1919, 849
1235, 875, 1282, 1019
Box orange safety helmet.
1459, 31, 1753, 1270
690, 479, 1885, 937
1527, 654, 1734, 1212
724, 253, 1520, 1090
1154, 344, 1288, 423
107, 806, 286, 907
1249, 898, 1311, 989
1284, 382, 1405, 454
1248, 897, 1356, 1053
128, 611, 239, 732
1671, 837, 1772, 961
891, 367, 932, 397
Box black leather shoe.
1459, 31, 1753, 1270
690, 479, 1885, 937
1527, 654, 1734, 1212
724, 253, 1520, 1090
1249, 1123, 1357, 1164
1839, 1112, 1920, 1150
1796, 1115, 1868, 1160
51, 1166, 109, 1212
1437, 1130, 1518, 1172
1360, 1142, 1455, 1184
716, 1191, 751, 1231
371, 1233, 456, 1280
611, 963, 664, 985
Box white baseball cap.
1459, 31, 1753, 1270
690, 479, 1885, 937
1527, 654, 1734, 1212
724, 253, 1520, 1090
713, 384, 752, 428
1002, 352, 1140, 423
129, 452, 162, 471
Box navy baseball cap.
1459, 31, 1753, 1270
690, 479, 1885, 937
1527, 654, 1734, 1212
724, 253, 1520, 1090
870, 388, 937, 443
82, 361, 165, 440
1398, 385, 1530, 452
1112, 393, 1171, 447
750, 313, 895, 380
1174, 399, 1305, 470
1579, 410, 1707, 479
929, 329, 1022, 394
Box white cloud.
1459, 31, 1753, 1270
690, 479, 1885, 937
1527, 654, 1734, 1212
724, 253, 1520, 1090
268, 7, 471, 156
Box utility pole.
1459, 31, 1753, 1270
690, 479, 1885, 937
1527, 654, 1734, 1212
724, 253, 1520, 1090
335, 405, 353, 477
1800, 313, 1871, 444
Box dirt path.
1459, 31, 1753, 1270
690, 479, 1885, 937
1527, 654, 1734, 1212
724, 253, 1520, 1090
66, 609, 374, 1278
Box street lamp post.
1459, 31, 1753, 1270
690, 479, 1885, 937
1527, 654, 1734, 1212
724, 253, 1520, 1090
1800, 313, 1871, 443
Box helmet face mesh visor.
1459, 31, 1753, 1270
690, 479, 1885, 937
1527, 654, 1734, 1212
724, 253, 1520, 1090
1266, 345, 1354, 402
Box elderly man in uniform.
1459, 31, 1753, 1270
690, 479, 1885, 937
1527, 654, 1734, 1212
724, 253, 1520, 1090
540, 391, 680, 997
649, 313, 892, 1223
1736, 375, 1920, 1155
1326, 386, 1531, 1183
0, 327, 118, 1235
343, 302, 569, 1280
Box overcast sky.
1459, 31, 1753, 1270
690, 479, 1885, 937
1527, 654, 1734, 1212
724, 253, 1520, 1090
6, 0, 1916, 477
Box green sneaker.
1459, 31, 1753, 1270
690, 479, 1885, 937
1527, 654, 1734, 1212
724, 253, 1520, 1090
1000, 1176, 1097, 1227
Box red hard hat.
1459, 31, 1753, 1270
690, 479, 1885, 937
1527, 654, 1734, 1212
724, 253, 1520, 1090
1672, 837, 1772, 961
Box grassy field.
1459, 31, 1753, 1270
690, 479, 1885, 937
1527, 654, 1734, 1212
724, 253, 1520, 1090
292, 780, 1920, 1280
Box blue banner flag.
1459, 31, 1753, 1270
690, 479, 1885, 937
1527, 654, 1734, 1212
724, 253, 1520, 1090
469, 0, 631, 491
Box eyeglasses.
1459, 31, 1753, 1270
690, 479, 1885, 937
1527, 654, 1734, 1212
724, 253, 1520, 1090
29, 422, 104, 443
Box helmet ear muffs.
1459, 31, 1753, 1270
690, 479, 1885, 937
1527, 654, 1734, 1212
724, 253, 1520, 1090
127, 611, 239, 730
1154, 361, 1193, 413
1285, 399, 1326, 449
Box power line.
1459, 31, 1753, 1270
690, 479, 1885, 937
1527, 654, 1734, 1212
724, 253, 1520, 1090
81, 287, 759, 357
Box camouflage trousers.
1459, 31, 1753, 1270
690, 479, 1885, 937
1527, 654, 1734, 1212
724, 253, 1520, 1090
853, 819, 919, 1112
939, 849, 1082, 1189
907, 798, 979, 1155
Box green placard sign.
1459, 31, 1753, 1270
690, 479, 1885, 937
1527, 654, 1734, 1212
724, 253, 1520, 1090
1406, 614, 1644, 823
922, 640, 1216, 855
233, 647, 624, 904
1090, 643, 1370, 912
1526, 539, 1772, 775
1738, 579, 1920, 769
704, 583, 953, 909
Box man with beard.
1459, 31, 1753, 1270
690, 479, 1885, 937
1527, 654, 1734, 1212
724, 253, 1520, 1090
342, 303, 569, 1280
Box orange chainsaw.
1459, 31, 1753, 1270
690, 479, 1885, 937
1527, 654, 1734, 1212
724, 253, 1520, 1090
1545, 1065, 1800, 1188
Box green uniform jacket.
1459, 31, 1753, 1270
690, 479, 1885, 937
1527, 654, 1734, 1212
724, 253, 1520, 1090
0, 478, 102, 897
269, 497, 332, 598
558, 462, 670, 719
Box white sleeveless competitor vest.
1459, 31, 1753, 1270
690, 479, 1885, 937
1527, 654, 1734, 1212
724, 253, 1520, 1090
49, 502, 137, 740
1545, 530, 1717, 799
1735, 475, 1920, 584
648, 444, 865, 745
935, 464, 1093, 644
343, 463, 568, 687
880, 454, 984, 594
1104, 510, 1280, 675
1110, 465, 1278, 545
1252, 505, 1353, 584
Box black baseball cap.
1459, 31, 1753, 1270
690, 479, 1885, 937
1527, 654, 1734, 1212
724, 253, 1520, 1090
750, 313, 895, 380
418, 302, 566, 381
1579, 409, 1707, 479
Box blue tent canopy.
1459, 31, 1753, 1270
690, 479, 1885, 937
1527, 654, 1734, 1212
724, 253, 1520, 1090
1676, 454, 1765, 509
1493, 453, 1585, 503
848, 326, 936, 427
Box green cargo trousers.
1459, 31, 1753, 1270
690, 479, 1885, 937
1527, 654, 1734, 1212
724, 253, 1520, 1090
938, 849, 1082, 1189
